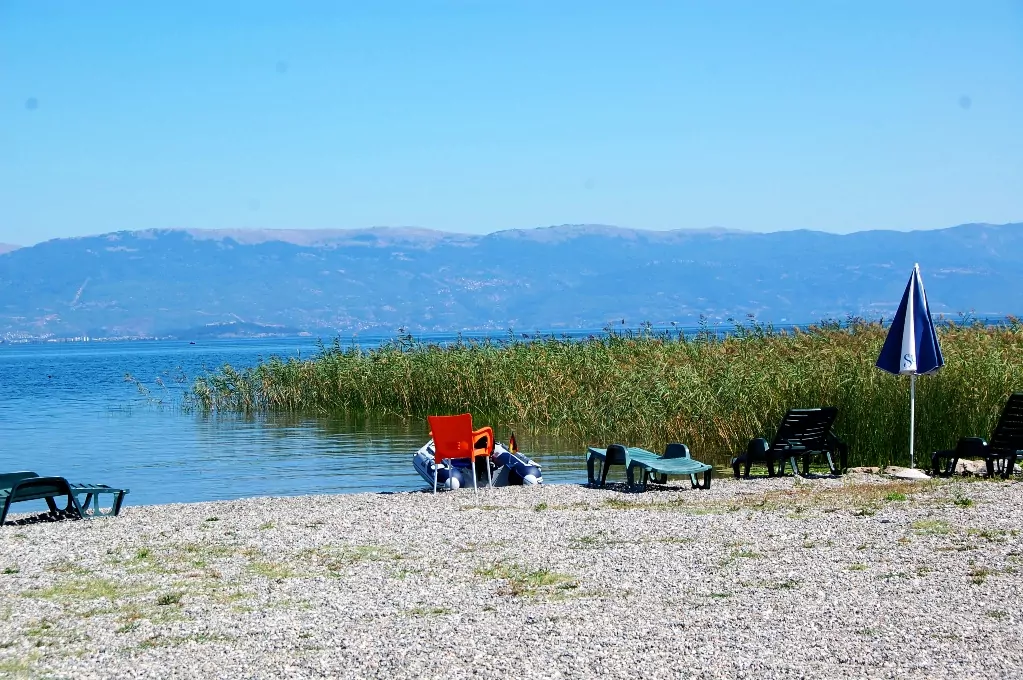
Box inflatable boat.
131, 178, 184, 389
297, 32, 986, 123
413, 440, 543, 490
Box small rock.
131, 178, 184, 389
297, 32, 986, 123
956, 459, 989, 476
848, 467, 880, 475
883, 466, 931, 480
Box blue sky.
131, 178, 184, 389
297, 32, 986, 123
2, 1, 1021, 245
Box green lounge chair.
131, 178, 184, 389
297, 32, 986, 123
930, 393, 1023, 478
731, 407, 847, 478
1, 471, 129, 526
587, 444, 712, 490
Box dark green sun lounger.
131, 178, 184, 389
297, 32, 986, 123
587, 444, 712, 491
1, 471, 129, 526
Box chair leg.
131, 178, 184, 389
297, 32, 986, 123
600, 459, 611, 487
1004, 454, 1017, 478
471, 461, 478, 495
486, 456, 493, 489
586, 453, 596, 487
789, 456, 801, 477
433, 467, 438, 494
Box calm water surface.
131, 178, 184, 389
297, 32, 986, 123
0, 338, 586, 508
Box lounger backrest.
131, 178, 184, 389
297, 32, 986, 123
0, 472, 40, 490
663, 443, 691, 459
770, 407, 838, 453
990, 393, 1023, 453
7, 477, 74, 504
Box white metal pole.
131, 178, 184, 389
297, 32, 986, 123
910, 374, 916, 469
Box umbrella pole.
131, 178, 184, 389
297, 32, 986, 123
910, 374, 916, 469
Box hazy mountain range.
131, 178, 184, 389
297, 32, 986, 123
0, 222, 1021, 341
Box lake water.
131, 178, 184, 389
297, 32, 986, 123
0, 338, 587, 509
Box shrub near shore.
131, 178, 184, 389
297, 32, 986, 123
187, 319, 1023, 468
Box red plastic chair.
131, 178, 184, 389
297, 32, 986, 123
428, 414, 495, 493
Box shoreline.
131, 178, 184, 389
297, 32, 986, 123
2, 474, 1022, 678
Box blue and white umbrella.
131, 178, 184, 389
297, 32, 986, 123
876, 263, 944, 468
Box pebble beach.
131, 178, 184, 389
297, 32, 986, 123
2, 473, 1022, 679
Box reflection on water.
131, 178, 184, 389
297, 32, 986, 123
0, 339, 587, 508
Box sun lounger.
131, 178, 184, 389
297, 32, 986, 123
1, 471, 129, 526
587, 444, 712, 490
731, 407, 847, 478
624, 444, 713, 490
930, 393, 1023, 479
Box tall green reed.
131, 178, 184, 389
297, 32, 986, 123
186, 319, 1023, 467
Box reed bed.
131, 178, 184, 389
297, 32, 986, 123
186, 320, 1023, 467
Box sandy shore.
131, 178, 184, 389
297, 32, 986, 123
1, 474, 1022, 679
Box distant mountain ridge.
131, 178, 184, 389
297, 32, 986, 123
0, 244, 19, 255
0, 222, 1021, 340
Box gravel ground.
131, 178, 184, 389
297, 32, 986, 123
1, 473, 1022, 679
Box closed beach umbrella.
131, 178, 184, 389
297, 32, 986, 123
875, 263, 945, 468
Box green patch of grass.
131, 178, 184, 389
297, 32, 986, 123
731, 549, 762, 559
46, 560, 92, 576
2, 566, 19, 575
986, 610, 1008, 620
312, 544, 405, 572
474, 562, 578, 597
847, 563, 868, 571
204, 516, 219, 523
885, 492, 908, 502
853, 505, 878, 517
568, 535, 599, 549
139, 632, 229, 649
970, 567, 992, 585
912, 519, 951, 535
953, 496, 974, 508
0, 652, 40, 677
658, 536, 694, 544
248, 561, 294, 580
533, 502, 548, 512
707, 592, 731, 598
768, 578, 801, 590
967, 528, 1008, 542
134, 547, 151, 560
116, 620, 142, 634
408, 606, 452, 616
156, 591, 184, 606
258, 521, 275, 530
180, 543, 237, 558
24, 578, 143, 602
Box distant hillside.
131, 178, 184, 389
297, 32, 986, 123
0, 223, 1021, 340
0, 244, 20, 255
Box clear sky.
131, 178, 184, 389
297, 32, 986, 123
2, 1, 1021, 246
